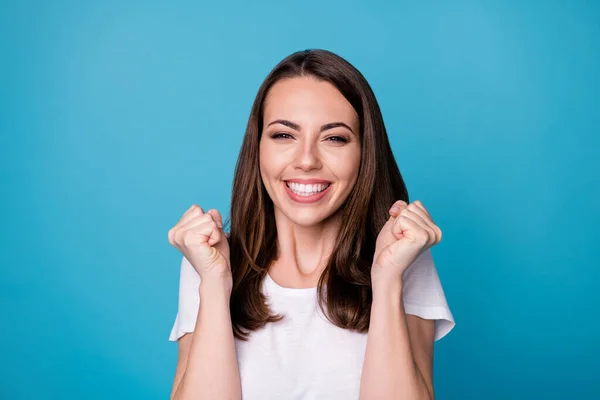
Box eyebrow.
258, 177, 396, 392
267, 119, 355, 135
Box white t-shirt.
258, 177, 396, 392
169, 249, 455, 400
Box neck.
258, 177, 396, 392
269, 208, 342, 288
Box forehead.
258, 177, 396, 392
263, 76, 359, 127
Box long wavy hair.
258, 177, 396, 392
227, 49, 409, 340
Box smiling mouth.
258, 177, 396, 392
285, 181, 331, 197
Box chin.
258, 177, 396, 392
289, 214, 326, 228
283, 208, 344, 228
280, 206, 339, 228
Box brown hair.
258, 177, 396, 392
227, 49, 409, 340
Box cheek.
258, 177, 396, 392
259, 154, 278, 180
258, 145, 271, 189
259, 142, 273, 176
259, 145, 288, 191
332, 149, 361, 183
260, 143, 290, 177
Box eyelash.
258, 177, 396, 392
271, 133, 349, 143
271, 133, 294, 140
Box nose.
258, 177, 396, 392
293, 139, 322, 172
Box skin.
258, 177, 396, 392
362, 199, 440, 399
259, 76, 361, 288
168, 76, 441, 400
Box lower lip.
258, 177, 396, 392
284, 182, 331, 203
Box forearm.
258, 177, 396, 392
173, 279, 241, 400
360, 279, 432, 400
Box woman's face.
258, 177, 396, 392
259, 76, 361, 228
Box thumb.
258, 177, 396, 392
388, 200, 408, 219
384, 200, 407, 238
206, 209, 223, 229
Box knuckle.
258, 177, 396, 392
426, 227, 436, 239
183, 232, 196, 247
416, 229, 429, 242
177, 229, 190, 246
174, 228, 186, 244
200, 214, 214, 225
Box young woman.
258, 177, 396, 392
167, 49, 455, 400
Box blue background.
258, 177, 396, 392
1, 1, 599, 399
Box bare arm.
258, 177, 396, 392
170, 279, 241, 400
170, 333, 192, 400
359, 279, 435, 400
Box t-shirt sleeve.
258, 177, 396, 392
168, 256, 201, 342
401, 248, 455, 341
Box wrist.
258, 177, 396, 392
199, 275, 233, 298
371, 265, 404, 298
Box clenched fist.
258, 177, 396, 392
168, 205, 231, 284
372, 200, 442, 284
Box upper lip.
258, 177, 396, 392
285, 179, 331, 184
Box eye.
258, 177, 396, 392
325, 135, 349, 143
271, 132, 294, 140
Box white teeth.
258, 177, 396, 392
286, 182, 330, 196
